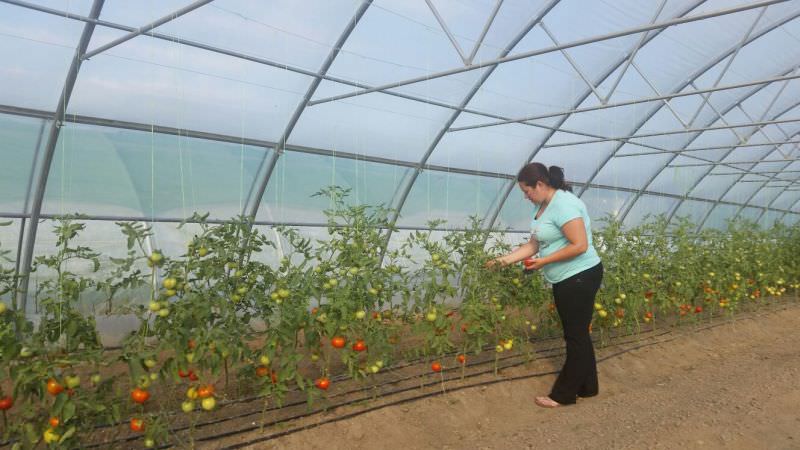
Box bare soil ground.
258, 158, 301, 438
227, 303, 800, 450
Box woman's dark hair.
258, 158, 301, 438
516, 162, 572, 192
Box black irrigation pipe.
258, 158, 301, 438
216, 319, 741, 449
87, 328, 678, 449
4, 301, 791, 450
83, 298, 795, 448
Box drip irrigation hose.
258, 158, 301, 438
1, 301, 790, 450
215, 321, 731, 449
84, 328, 676, 449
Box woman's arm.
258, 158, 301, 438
525, 218, 588, 270
488, 237, 539, 267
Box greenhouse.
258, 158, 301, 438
0, 0, 799, 448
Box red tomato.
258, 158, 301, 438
523, 258, 535, 269
456, 354, 466, 364
197, 385, 215, 399
49, 417, 60, 428
311, 307, 319, 315
130, 388, 150, 404
431, 361, 442, 372
645, 312, 653, 319
187, 339, 196, 350
695, 306, 703, 313
315, 377, 330, 390
270, 370, 278, 384
46, 379, 64, 396
0, 396, 13, 410
331, 336, 346, 349
130, 418, 145, 432
352, 340, 367, 352
178, 369, 190, 378
644, 291, 655, 299
255, 366, 269, 377
188, 371, 199, 382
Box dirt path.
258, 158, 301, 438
233, 304, 800, 450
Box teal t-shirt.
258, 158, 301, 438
530, 189, 601, 284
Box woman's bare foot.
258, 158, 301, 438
534, 396, 561, 408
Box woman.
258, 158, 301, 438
489, 162, 603, 408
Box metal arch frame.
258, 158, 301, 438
665, 79, 800, 226
15, 0, 106, 313
757, 172, 800, 225
482, 0, 709, 230
670, 68, 800, 229
378, 0, 562, 256
699, 124, 800, 229
306, 0, 786, 107
1, 0, 628, 145
751, 122, 800, 223
722, 110, 800, 226
80, 0, 216, 61
580, 8, 800, 229
244, 0, 374, 219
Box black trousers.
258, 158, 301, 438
549, 262, 603, 405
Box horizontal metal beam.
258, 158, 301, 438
709, 169, 800, 176
307, 0, 787, 106
614, 139, 800, 158
450, 72, 800, 133
0, 0, 658, 146
668, 158, 800, 167
81, 0, 215, 60
2, 176, 794, 223
542, 117, 800, 148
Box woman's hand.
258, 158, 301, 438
484, 257, 505, 269
524, 257, 548, 270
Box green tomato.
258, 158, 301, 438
375, 360, 384, 368
278, 289, 290, 299
237, 286, 248, 295
158, 308, 170, 318
355, 310, 366, 320
201, 397, 217, 411
19, 347, 33, 358
0, 303, 6, 314
149, 251, 163, 264
348, 267, 359, 275
425, 311, 437, 322
148, 301, 161, 312
198, 247, 208, 257
310, 354, 320, 362
328, 278, 338, 287
369, 365, 379, 374
144, 438, 155, 448
181, 400, 195, 413
259, 355, 270, 366
138, 375, 151, 389
91, 374, 101, 384
65, 375, 80, 389
149, 373, 158, 381
270, 292, 280, 301
368, 288, 378, 296
144, 359, 157, 369
162, 278, 177, 290
186, 352, 195, 364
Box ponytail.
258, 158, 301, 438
517, 162, 572, 192
547, 165, 572, 192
